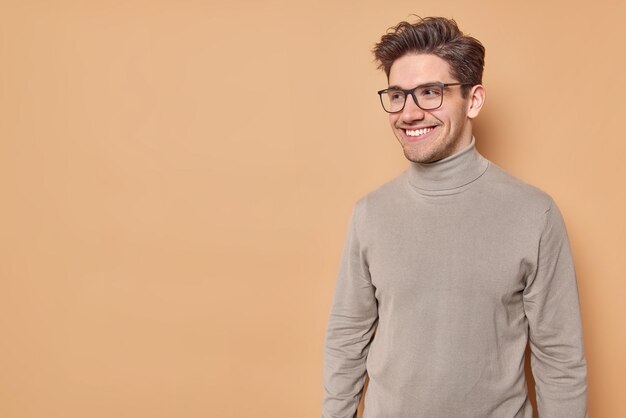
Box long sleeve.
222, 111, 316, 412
322, 203, 379, 418
523, 201, 587, 417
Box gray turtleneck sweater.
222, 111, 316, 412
322, 140, 587, 418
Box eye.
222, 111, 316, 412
419, 87, 442, 97
387, 91, 405, 103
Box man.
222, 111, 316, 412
322, 17, 587, 418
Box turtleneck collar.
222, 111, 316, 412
406, 137, 489, 193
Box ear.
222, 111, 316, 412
467, 84, 485, 119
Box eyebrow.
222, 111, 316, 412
387, 81, 444, 90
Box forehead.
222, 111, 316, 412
388, 54, 453, 88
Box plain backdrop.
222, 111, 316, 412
1, 1, 625, 417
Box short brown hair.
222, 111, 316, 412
373, 17, 485, 96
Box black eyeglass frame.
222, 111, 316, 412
377, 82, 474, 113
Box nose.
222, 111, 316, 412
400, 94, 425, 123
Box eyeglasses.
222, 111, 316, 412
377, 82, 473, 113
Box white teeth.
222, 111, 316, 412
405, 127, 434, 137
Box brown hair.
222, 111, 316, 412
373, 17, 485, 96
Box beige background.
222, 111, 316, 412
1, 1, 625, 417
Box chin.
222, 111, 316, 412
403, 150, 436, 164
401, 143, 437, 163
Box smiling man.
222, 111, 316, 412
322, 17, 587, 418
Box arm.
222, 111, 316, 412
523, 201, 587, 417
322, 204, 378, 418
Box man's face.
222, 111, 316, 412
387, 53, 482, 163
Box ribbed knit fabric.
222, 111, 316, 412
322, 139, 587, 418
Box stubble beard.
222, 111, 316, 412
398, 130, 447, 164
398, 125, 469, 164
403, 144, 442, 164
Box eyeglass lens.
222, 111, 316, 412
380, 85, 444, 113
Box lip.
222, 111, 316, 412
400, 125, 438, 143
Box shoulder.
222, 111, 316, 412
480, 161, 556, 215
352, 171, 408, 220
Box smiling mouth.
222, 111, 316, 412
404, 127, 435, 137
